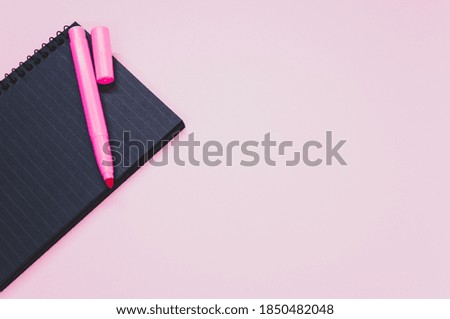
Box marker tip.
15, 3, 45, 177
105, 178, 114, 189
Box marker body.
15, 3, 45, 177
69, 26, 114, 188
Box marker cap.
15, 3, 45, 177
91, 26, 114, 85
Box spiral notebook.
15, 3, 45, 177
0, 22, 185, 291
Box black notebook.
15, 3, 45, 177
0, 22, 185, 291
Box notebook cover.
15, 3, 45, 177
0, 22, 185, 291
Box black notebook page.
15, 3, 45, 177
0, 22, 184, 291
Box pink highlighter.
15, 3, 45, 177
69, 26, 114, 188
91, 26, 114, 85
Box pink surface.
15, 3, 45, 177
1, 0, 450, 298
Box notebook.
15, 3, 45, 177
0, 22, 185, 291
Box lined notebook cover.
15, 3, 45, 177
0, 22, 185, 291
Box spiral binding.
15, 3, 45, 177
0, 25, 71, 95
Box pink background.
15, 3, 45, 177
1, 0, 450, 298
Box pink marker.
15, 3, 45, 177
69, 26, 114, 188
91, 26, 114, 85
